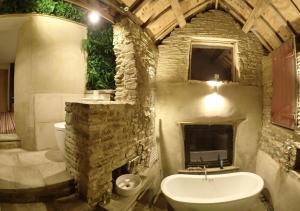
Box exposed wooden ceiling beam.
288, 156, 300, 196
134, 0, 170, 24
292, 0, 300, 11
271, 0, 300, 33
246, 0, 293, 41
215, 0, 219, 9
65, 0, 115, 23
242, 0, 270, 33
154, 1, 211, 41
169, 0, 186, 28
99, 0, 143, 25
222, 0, 282, 50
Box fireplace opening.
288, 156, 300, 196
183, 124, 233, 168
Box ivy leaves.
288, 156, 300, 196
53, 1, 85, 22
84, 24, 116, 90
0, 0, 85, 23
0, 0, 116, 90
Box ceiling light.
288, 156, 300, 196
207, 74, 222, 91
88, 11, 101, 24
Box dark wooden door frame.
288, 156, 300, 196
0, 69, 8, 112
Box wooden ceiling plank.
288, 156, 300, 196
292, 0, 300, 11
148, 0, 208, 40
254, 18, 281, 49
242, 0, 270, 33
251, 30, 273, 51
215, 0, 219, 9
245, 0, 293, 41
223, 6, 246, 24
261, 5, 293, 41
222, 0, 251, 18
180, 0, 208, 15
134, 0, 170, 24
169, 0, 186, 28
271, 0, 300, 33
65, 0, 115, 23
118, 0, 137, 7
147, 9, 176, 36
154, 1, 211, 41
223, 0, 281, 50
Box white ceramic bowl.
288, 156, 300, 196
115, 174, 142, 197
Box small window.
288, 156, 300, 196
189, 47, 234, 81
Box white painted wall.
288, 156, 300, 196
14, 15, 87, 150
256, 150, 300, 211
156, 82, 262, 175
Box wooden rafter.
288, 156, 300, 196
215, 0, 219, 9
246, 0, 293, 41
146, 0, 208, 40
134, 0, 171, 24
222, 0, 281, 50
169, 0, 186, 28
292, 0, 300, 11
242, 0, 270, 33
271, 0, 300, 33
64, 0, 115, 23
118, 0, 136, 7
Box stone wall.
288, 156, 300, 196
156, 10, 264, 175
65, 18, 158, 205
259, 55, 297, 169
256, 54, 300, 211
157, 10, 264, 86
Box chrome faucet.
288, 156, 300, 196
203, 165, 208, 181
199, 156, 208, 181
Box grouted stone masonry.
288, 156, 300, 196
259, 54, 299, 170
65, 18, 158, 205
157, 10, 264, 86
155, 10, 264, 174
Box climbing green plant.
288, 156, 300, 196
0, 0, 85, 23
0, 0, 116, 90
83, 24, 116, 90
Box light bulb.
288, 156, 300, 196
88, 11, 101, 24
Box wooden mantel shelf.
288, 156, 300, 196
178, 166, 239, 174
177, 116, 246, 126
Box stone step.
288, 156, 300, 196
53, 194, 91, 211
0, 149, 75, 203
0, 179, 75, 203
0, 134, 21, 149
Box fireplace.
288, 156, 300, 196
183, 124, 233, 168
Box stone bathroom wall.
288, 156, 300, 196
156, 10, 264, 175
65, 18, 159, 205
256, 54, 300, 211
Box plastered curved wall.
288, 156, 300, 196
14, 15, 87, 150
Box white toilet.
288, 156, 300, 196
54, 122, 66, 156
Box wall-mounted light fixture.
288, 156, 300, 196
207, 74, 222, 92
88, 11, 101, 24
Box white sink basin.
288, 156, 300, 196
115, 174, 142, 197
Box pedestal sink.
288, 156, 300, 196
115, 174, 142, 197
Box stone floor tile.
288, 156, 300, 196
36, 162, 66, 179
248, 198, 267, 211
0, 134, 20, 141
0, 153, 19, 166
1, 203, 49, 211
0, 148, 25, 154
44, 150, 64, 162
0, 166, 15, 189
36, 162, 72, 186
18, 151, 51, 166
13, 166, 45, 188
